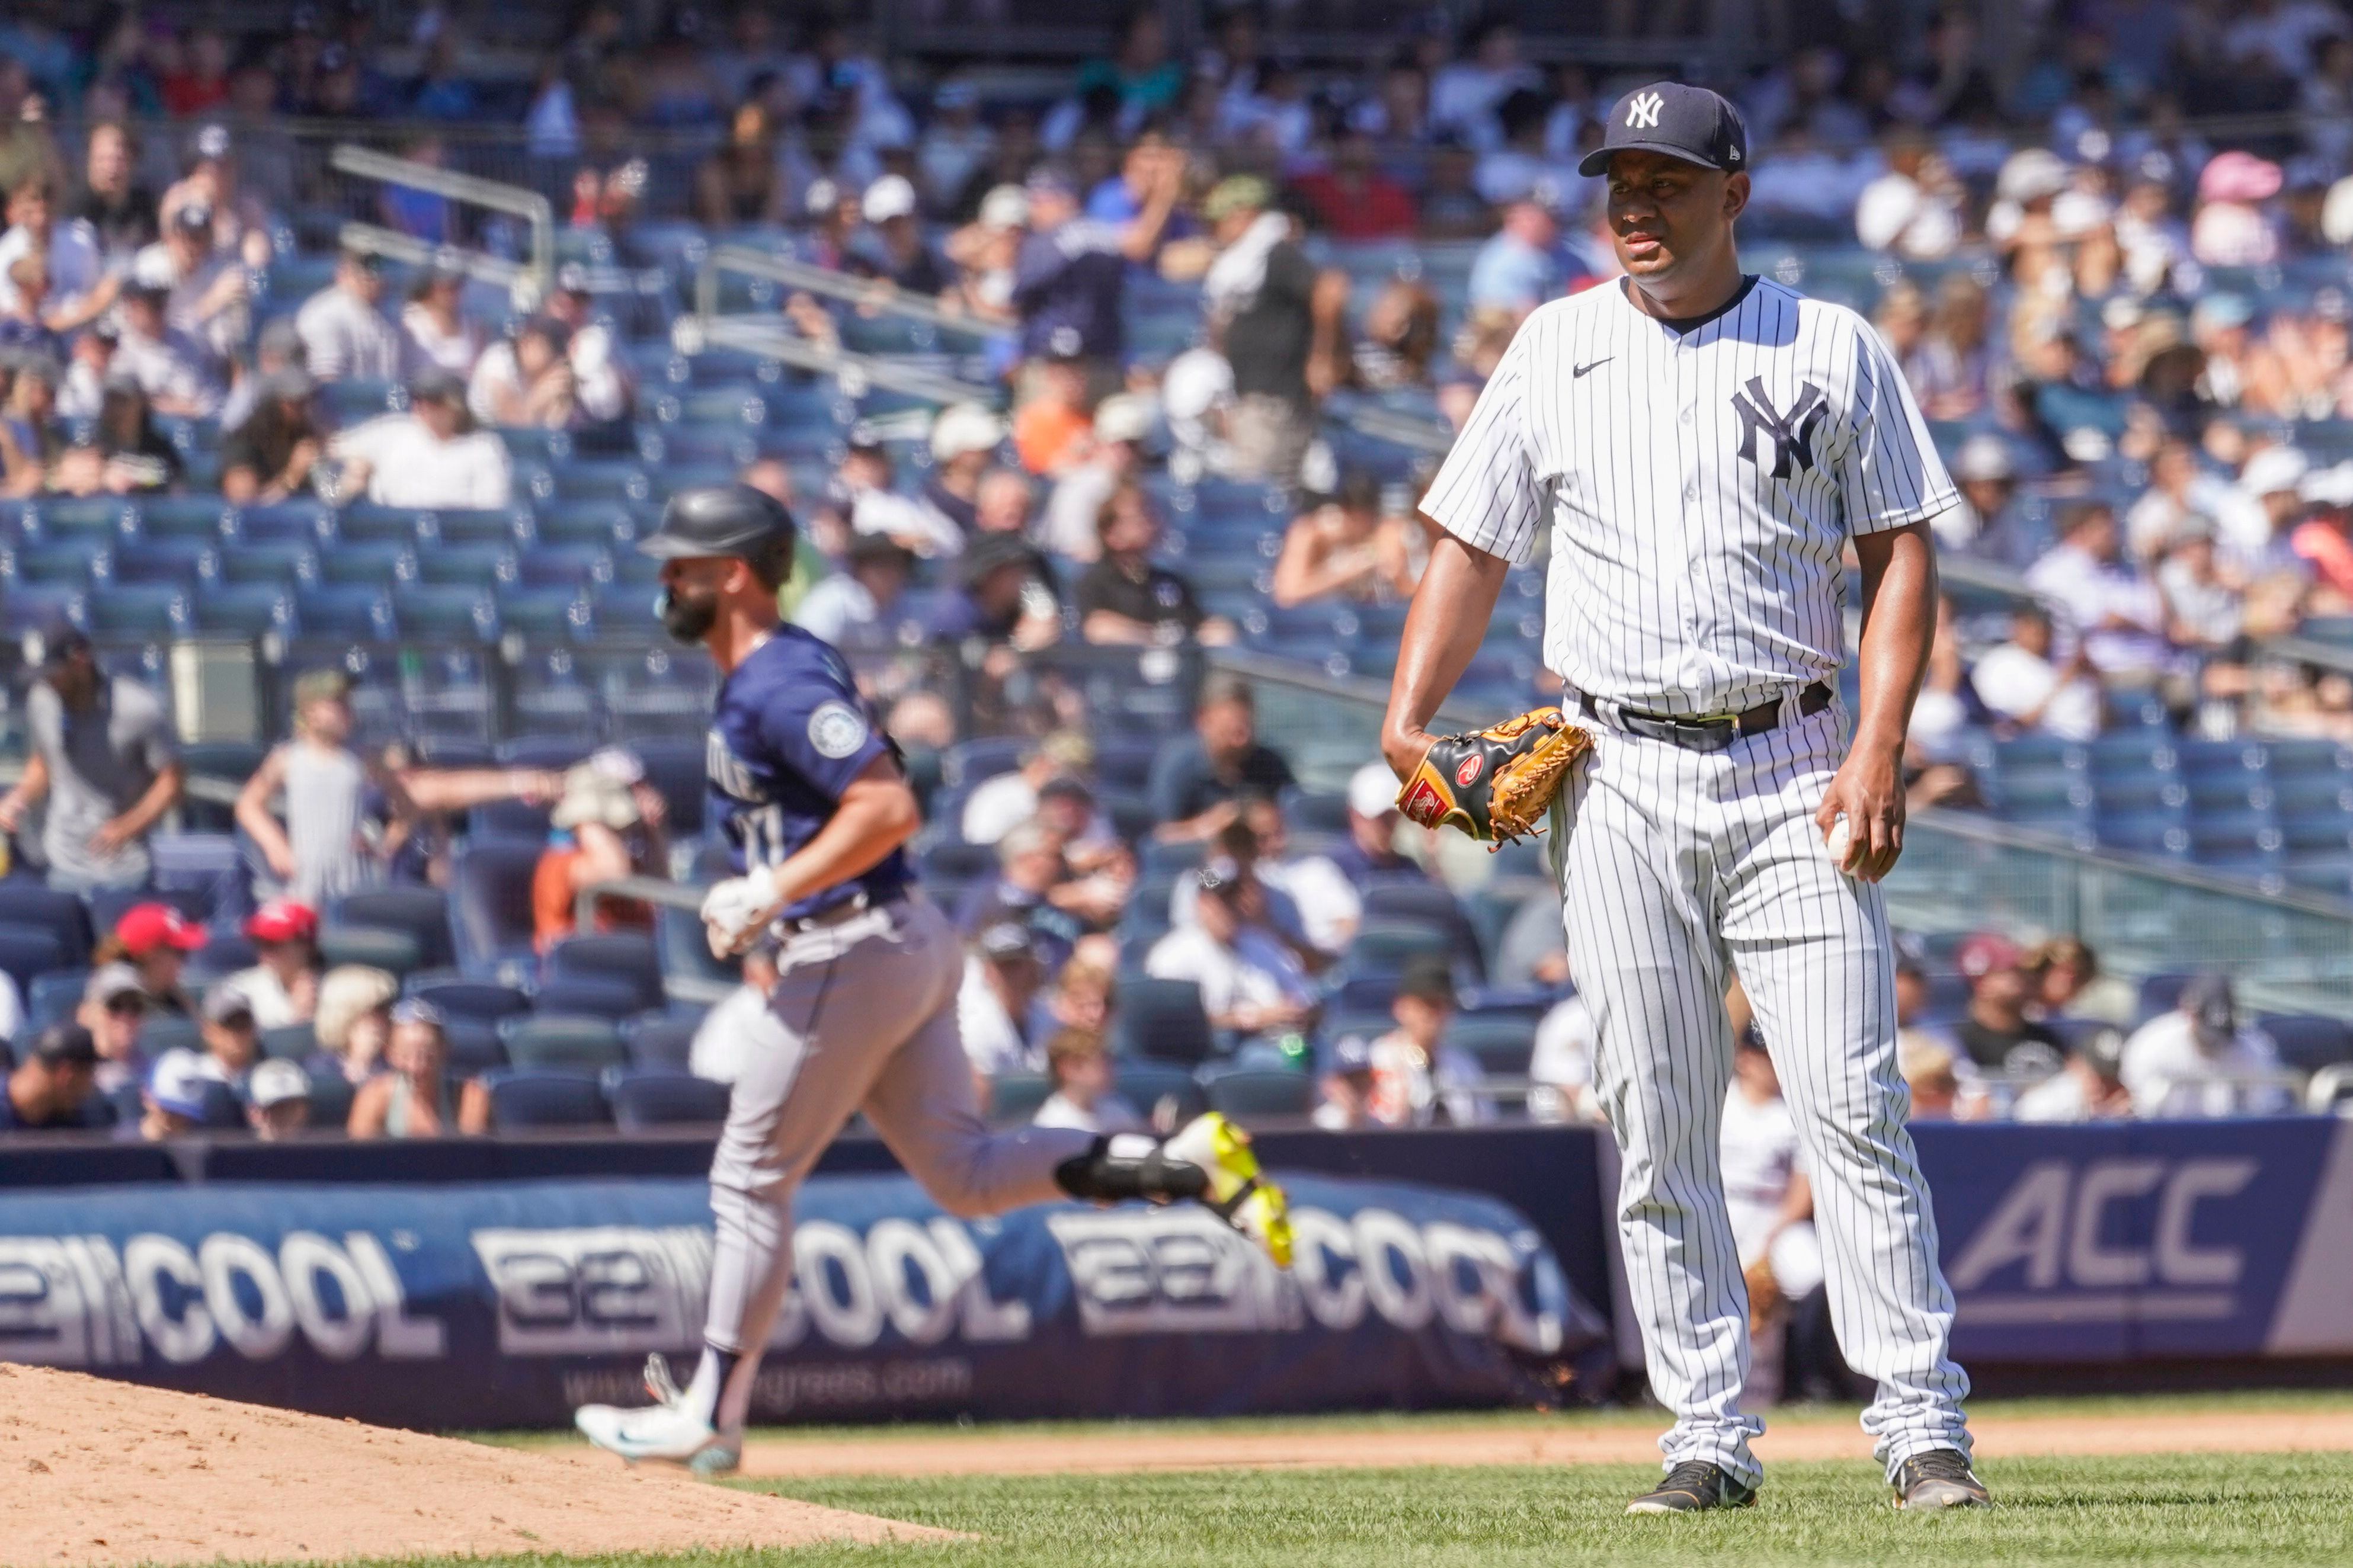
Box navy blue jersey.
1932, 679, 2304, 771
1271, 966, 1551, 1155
706, 626, 911, 921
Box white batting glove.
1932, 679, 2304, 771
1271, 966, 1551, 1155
700, 873, 785, 959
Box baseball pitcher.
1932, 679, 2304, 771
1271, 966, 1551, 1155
574, 484, 1291, 1473
1382, 84, 1982, 1512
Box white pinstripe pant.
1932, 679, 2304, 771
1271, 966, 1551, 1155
1555, 697, 1970, 1486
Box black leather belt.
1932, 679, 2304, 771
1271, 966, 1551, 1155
1576, 682, 1832, 753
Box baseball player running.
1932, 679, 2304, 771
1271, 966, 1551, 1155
574, 485, 1291, 1473
1382, 84, 1981, 1513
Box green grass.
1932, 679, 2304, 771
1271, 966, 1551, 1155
367, 1451, 2353, 1567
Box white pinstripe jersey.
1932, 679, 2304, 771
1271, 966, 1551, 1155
1422, 275, 1955, 719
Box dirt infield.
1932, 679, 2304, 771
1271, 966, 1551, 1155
735, 1407, 2353, 1479
0, 1364, 945, 1566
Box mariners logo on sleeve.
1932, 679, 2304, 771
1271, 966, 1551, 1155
808, 700, 870, 759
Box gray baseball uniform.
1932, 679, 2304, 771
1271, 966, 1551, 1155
1420, 273, 1971, 1487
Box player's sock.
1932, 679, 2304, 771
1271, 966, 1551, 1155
1054, 1132, 1211, 1203
681, 1343, 738, 1423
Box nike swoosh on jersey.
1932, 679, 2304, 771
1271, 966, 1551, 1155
1573, 359, 1612, 378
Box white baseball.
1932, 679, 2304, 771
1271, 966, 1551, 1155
1824, 818, 1853, 865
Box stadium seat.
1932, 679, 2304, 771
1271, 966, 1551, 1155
500, 1013, 628, 1072
0, 924, 68, 994
1447, 1016, 1537, 1078
1112, 977, 1216, 1066
624, 1013, 699, 1071
405, 976, 532, 1023
327, 889, 457, 973
450, 838, 548, 976
1113, 1059, 1206, 1123
482, 1068, 609, 1129
606, 1069, 730, 1130
443, 1017, 509, 1076
985, 1071, 1052, 1126
0, 883, 94, 966
2136, 971, 2197, 1023
533, 972, 653, 1021
261, 1024, 315, 1061
303, 1068, 355, 1130
1362, 882, 1485, 979
318, 923, 425, 976
2256, 1014, 2352, 1072
192, 1078, 247, 1130
293, 586, 394, 640
1201, 1066, 1314, 1123
27, 969, 88, 1030
141, 1015, 201, 1057
546, 933, 667, 1014
1342, 919, 1454, 978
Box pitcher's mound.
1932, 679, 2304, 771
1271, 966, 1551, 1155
0, 1364, 947, 1566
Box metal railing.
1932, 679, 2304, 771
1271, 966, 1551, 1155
328, 143, 555, 304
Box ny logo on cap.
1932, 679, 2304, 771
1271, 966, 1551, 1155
1626, 91, 1664, 129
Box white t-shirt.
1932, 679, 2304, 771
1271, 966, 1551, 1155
0, 970, 21, 1047
1143, 925, 1314, 1021
1256, 854, 1360, 957
223, 965, 301, 1031
959, 771, 1121, 860
1854, 172, 1963, 259
0, 220, 104, 313
1528, 993, 1598, 1123
2012, 1068, 2097, 1123
331, 413, 513, 509
689, 982, 768, 1085
792, 574, 883, 646
1971, 643, 2104, 740
2023, 544, 2172, 677
296, 286, 403, 383
2120, 1012, 2293, 1118
1032, 1089, 1143, 1134
956, 957, 1038, 1076
401, 302, 485, 380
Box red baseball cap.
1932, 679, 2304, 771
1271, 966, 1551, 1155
1956, 932, 2024, 980
244, 898, 318, 944
115, 902, 206, 956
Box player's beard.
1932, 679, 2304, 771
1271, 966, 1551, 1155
656, 585, 718, 643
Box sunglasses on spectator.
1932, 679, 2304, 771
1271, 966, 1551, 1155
105, 996, 146, 1016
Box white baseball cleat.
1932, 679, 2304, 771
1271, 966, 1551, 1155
574, 1355, 740, 1476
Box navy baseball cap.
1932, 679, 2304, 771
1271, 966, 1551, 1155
1579, 82, 1749, 178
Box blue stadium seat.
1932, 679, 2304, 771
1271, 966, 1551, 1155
2175, 740, 2269, 783
0, 923, 68, 993
623, 1013, 699, 1071
1447, 1015, 1537, 1078
0, 883, 93, 966
405, 974, 531, 1023
2257, 1013, 2352, 1071
390, 586, 498, 641
415, 509, 530, 549
193, 585, 292, 636
606, 1068, 730, 1130
1362, 881, 1484, 979
2136, 971, 2197, 1022
5, 538, 107, 585
941, 735, 1027, 790
215, 539, 316, 587
2093, 814, 2191, 858
500, 1014, 628, 1072
230, 502, 332, 544
27, 968, 89, 1029
191, 1078, 247, 1130
482, 1068, 609, 1128
108, 537, 216, 587
450, 838, 546, 975
516, 544, 614, 591
1112, 1059, 1206, 1123
301, 1066, 353, 1130
411, 544, 515, 589
496, 588, 593, 640
86, 584, 190, 639
546, 933, 667, 1014
1343, 918, 1455, 978
293, 586, 394, 640
1201, 1066, 1314, 1122
32, 498, 137, 540
0, 584, 85, 634
327, 888, 456, 973
985, 1071, 1052, 1126
316, 539, 413, 586
1113, 977, 1216, 1066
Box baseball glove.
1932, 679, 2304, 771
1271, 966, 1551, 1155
1394, 707, 1591, 848
1744, 1257, 1784, 1333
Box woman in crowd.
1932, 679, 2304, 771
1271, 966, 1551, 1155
1270, 472, 1417, 607
399, 265, 484, 380
347, 1000, 489, 1137
48, 379, 180, 495
693, 102, 786, 228
530, 750, 668, 952
309, 964, 398, 1084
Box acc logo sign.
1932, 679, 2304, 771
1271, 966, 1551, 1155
1455, 754, 1484, 788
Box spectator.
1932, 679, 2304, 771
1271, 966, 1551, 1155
244, 1057, 312, 1140
0, 1023, 101, 1131
55, 319, 113, 421
0, 175, 113, 332
1077, 482, 1235, 649
1333, 759, 1426, 884
689, 941, 781, 1088
1200, 174, 1347, 486
1952, 934, 2067, 1079
2191, 150, 2282, 268
1011, 156, 1178, 371
1032, 1027, 1143, 1133
929, 531, 1063, 656
1294, 127, 1418, 241
1971, 603, 2102, 740
466, 316, 578, 431
164, 123, 277, 271
347, 1000, 490, 1137
530, 750, 667, 953
294, 247, 401, 384
136, 1050, 212, 1141
693, 101, 786, 227
793, 531, 915, 649
920, 402, 1006, 540
0, 630, 182, 892
1312, 1031, 1381, 1130
1272, 472, 1417, 607
67, 965, 144, 1102
977, 467, 1042, 541
1945, 434, 2037, 563
1226, 793, 1360, 958
330, 367, 512, 509
110, 279, 223, 418
228, 899, 320, 1030
1900, 1037, 1966, 1121
216, 315, 304, 432
1041, 392, 1148, 562
1473, 86, 1580, 207
1148, 676, 1295, 841
1351, 280, 1443, 393
105, 903, 203, 1017
958, 921, 1051, 1078
2012, 1024, 2134, 1123
2024, 501, 2176, 685
943, 182, 1028, 325
539, 265, 635, 427
1855, 128, 1964, 260
963, 732, 1096, 846
1144, 860, 1317, 1043
134, 200, 248, 363
69, 121, 156, 265
310, 964, 397, 1085
1467, 194, 1564, 319
399, 264, 484, 380
841, 444, 965, 562
2024, 936, 2130, 1024
1720, 1030, 1824, 1399
1910, 274, 1993, 421
1366, 955, 1488, 1127
0, 255, 61, 360
0, 352, 60, 492
1529, 991, 1600, 1124
189, 984, 261, 1096
918, 79, 995, 214
218, 369, 322, 504
2120, 972, 2294, 1117
1892, 938, 1957, 1059
235, 668, 404, 905
849, 174, 948, 294
956, 820, 1093, 974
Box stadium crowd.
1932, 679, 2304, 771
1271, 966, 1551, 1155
0, 0, 2350, 1160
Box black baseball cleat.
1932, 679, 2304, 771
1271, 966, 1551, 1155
1626, 1461, 1759, 1515
1892, 1448, 1990, 1509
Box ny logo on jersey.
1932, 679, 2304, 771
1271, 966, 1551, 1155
1730, 377, 1828, 479
1625, 91, 1664, 129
